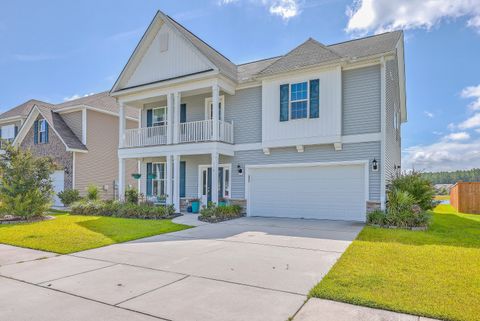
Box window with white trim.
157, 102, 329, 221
151, 162, 166, 196
1, 125, 15, 140
153, 107, 167, 126
39, 119, 47, 143
290, 82, 308, 119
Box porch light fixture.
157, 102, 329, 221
372, 158, 379, 172
64, 166, 70, 175
237, 164, 243, 175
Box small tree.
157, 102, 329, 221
0, 145, 55, 218
58, 189, 81, 206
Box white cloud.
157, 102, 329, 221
424, 111, 434, 118
459, 113, 480, 129
219, 0, 301, 20
346, 0, 480, 34
461, 84, 480, 110
403, 139, 480, 171
447, 122, 456, 131
443, 131, 470, 141
63, 93, 94, 102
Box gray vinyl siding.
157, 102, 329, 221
385, 58, 401, 182
342, 65, 381, 135
225, 87, 262, 144
230, 142, 381, 201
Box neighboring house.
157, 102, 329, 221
110, 10, 406, 221
0, 99, 52, 150
7, 92, 138, 205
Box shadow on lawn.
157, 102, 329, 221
361, 211, 480, 249
74, 217, 130, 243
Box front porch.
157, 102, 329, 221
118, 152, 242, 212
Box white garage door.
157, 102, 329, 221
247, 163, 367, 221
51, 170, 65, 207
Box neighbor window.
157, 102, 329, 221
290, 82, 308, 119
39, 119, 47, 143
152, 163, 166, 196
153, 107, 167, 126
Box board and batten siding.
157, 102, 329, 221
124, 22, 212, 89
231, 142, 381, 201
75, 110, 137, 199
60, 111, 83, 142
342, 65, 381, 135
261, 67, 342, 147
385, 58, 401, 182
225, 87, 262, 144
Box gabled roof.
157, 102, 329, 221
258, 38, 343, 76
237, 57, 281, 83
0, 99, 53, 121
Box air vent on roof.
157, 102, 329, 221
159, 33, 169, 52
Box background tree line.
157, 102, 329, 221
421, 168, 480, 184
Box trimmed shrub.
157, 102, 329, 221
86, 184, 99, 201
125, 188, 139, 204
389, 171, 436, 211
58, 189, 81, 206
70, 200, 175, 219
0, 145, 55, 219
199, 204, 243, 223
367, 209, 386, 226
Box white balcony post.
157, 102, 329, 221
173, 92, 181, 144
119, 102, 126, 148
137, 159, 141, 192
118, 157, 125, 201
166, 154, 173, 205
167, 93, 174, 144
211, 152, 219, 205
212, 84, 220, 141
173, 154, 181, 212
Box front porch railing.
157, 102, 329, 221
123, 119, 234, 148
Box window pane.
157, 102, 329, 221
291, 82, 307, 102
291, 101, 307, 119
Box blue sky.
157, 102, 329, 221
1, 0, 480, 172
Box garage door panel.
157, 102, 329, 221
248, 164, 366, 221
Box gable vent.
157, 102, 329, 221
159, 33, 169, 52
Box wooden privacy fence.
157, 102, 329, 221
450, 182, 480, 214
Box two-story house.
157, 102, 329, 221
113, 10, 406, 221
5, 92, 138, 205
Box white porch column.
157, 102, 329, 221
173, 92, 181, 144
118, 102, 126, 148
118, 158, 125, 201
173, 154, 181, 212
211, 152, 219, 204
137, 159, 141, 192
212, 84, 220, 141
167, 93, 174, 144
166, 154, 173, 205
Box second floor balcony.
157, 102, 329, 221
122, 119, 234, 148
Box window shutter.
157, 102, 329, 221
14, 125, 18, 137
309, 79, 319, 118
180, 104, 187, 123
280, 84, 289, 121
45, 121, 49, 143
0, 127, 2, 139
146, 163, 152, 196
180, 161, 186, 197
33, 120, 38, 144
146, 109, 153, 127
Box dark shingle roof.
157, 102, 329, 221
0, 99, 53, 120
35, 103, 87, 151
237, 57, 281, 83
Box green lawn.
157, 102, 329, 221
0, 213, 191, 254
310, 204, 480, 321
435, 195, 450, 201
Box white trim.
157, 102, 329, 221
380, 57, 386, 210
0, 115, 23, 123
205, 95, 225, 121
56, 105, 138, 122
197, 163, 232, 204
234, 143, 262, 151
81, 108, 87, 145
118, 141, 234, 159
72, 151, 76, 189
245, 160, 370, 217
296, 145, 304, 153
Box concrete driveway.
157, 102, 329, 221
0, 216, 363, 321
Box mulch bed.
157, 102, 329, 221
0, 215, 55, 225
368, 224, 428, 231
198, 213, 245, 223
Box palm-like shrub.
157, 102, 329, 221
86, 184, 99, 201
0, 145, 55, 218
389, 171, 436, 211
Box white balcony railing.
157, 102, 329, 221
123, 120, 234, 148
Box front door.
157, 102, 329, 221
200, 166, 229, 206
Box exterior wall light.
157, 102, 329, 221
372, 158, 379, 171
237, 164, 243, 175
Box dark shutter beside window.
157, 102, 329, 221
180, 104, 187, 123
146, 162, 152, 196
180, 161, 186, 197
14, 125, 18, 137
309, 79, 319, 118
280, 84, 289, 122
33, 120, 39, 144
146, 109, 153, 127
44, 121, 49, 143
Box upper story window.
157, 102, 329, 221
1, 124, 16, 140
280, 79, 319, 122
152, 107, 167, 126
39, 119, 47, 143
290, 82, 308, 119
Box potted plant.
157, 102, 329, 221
131, 173, 141, 180
218, 197, 227, 207
190, 198, 200, 213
